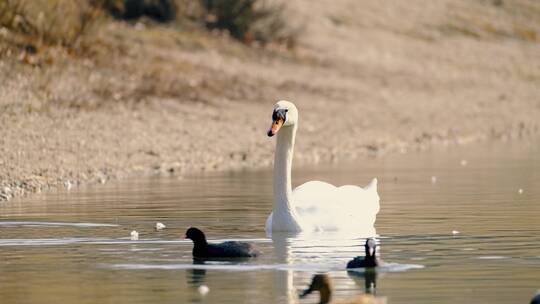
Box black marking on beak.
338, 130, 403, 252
268, 108, 288, 137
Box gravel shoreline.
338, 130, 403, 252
1, 97, 536, 202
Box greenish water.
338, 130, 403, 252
1, 142, 539, 303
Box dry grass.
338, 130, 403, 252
0, 0, 103, 48
434, 0, 540, 42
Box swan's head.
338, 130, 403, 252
365, 238, 377, 257
267, 100, 298, 137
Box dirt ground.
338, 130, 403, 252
1, 0, 539, 201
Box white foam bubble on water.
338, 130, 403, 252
130, 231, 139, 241
198, 285, 210, 296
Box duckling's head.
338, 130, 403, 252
300, 274, 333, 304
185, 227, 207, 244
365, 238, 377, 257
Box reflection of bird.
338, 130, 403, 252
187, 260, 207, 286
347, 270, 377, 295
300, 274, 386, 304
347, 239, 382, 268
266, 100, 380, 233
184, 227, 260, 258
531, 290, 540, 304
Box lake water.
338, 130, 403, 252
1, 142, 539, 304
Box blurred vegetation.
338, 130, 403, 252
105, 0, 299, 45
0, 0, 298, 54
200, 0, 298, 46
101, 0, 177, 22
0, 0, 102, 47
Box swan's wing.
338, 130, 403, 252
293, 181, 337, 211
292, 179, 380, 232
337, 181, 380, 216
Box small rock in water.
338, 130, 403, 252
452, 230, 460, 235
130, 230, 139, 240
198, 285, 210, 296
431, 176, 437, 184
518, 188, 523, 194
460, 159, 468, 166
155, 222, 166, 230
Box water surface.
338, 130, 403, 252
1, 142, 539, 303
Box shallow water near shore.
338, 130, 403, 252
1, 142, 539, 304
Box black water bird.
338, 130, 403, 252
347, 238, 382, 269
184, 227, 260, 258
531, 290, 540, 304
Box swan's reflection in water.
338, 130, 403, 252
271, 227, 378, 303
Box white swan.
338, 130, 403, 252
265, 100, 380, 233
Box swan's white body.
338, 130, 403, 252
265, 101, 380, 233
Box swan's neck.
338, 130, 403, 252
273, 125, 299, 224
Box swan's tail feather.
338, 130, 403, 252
365, 178, 378, 191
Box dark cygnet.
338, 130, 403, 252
347, 238, 382, 269
185, 227, 260, 258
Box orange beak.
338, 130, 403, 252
267, 118, 284, 137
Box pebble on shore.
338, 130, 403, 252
0, 187, 12, 201
64, 180, 74, 190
